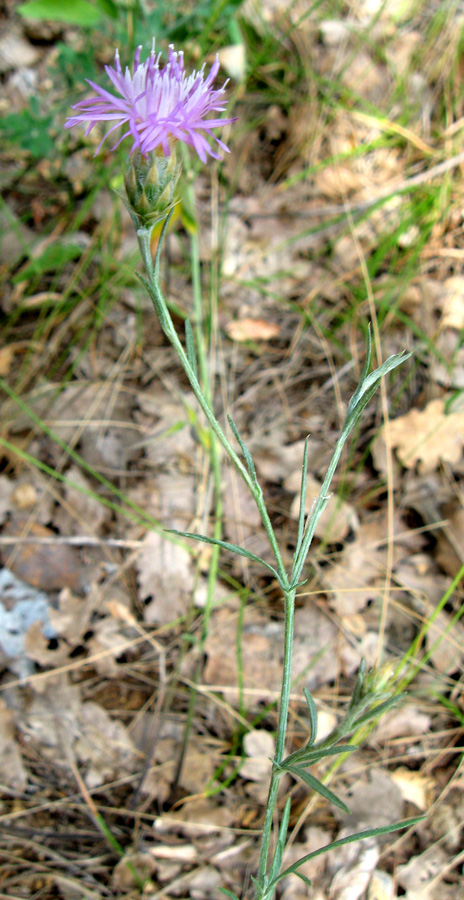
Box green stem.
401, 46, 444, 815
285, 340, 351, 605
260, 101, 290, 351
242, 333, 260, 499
255, 587, 296, 896
137, 223, 288, 590
189, 225, 223, 642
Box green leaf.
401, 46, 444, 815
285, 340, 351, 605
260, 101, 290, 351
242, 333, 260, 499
13, 242, 83, 283
18, 0, 102, 25
286, 744, 357, 766
303, 687, 318, 746
354, 694, 403, 727
94, 0, 118, 17
349, 658, 366, 709
219, 891, 241, 900
269, 798, 291, 884
343, 349, 412, 435
295, 436, 310, 557
228, 414, 258, 485
166, 529, 283, 586
283, 764, 350, 813
270, 817, 425, 888
185, 319, 198, 379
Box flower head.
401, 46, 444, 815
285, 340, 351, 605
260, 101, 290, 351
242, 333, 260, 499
65, 42, 235, 163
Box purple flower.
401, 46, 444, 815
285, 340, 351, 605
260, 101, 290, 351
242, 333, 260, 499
65, 42, 235, 163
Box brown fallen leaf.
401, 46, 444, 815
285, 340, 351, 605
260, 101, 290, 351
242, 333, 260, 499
0, 698, 27, 791
397, 845, 448, 899
366, 870, 395, 900
240, 730, 274, 804
389, 767, 433, 811
225, 317, 280, 342
323, 518, 393, 618
0, 345, 15, 376
441, 276, 464, 330
1, 519, 88, 594
136, 531, 194, 626
329, 834, 379, 900
203, 599, 341, 704
372, 705, 431, 743
279, 826, 330, 895
287, 472, 359, 544
19, 676, 139, 789
373, 398, 464, 474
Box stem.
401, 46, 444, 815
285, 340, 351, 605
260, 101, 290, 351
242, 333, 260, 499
255, 587, 296, 895
138, 219, 294, 897
290, 428, 347, 588
137, 223, 288, 590
189, 225, 223, 641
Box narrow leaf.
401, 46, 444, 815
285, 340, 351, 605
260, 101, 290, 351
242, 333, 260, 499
354, 694, 403, 727
287, 744, 357, 766
295, 871, 312, 888
361, 325, 372, 382
296, 436, 310, 557
270, 817, 425, 887
185, 319, 198, 379
269, 797, 291, 883
344, 351, 411, 432
166, 529, 282, 584
283, 764, 350, 813
227, 414, 258, 484
219, 891, 241, 900
303, 686, 318, 746
349, 658, 366, 709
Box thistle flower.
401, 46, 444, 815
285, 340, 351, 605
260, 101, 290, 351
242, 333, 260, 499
65, 42, 235, 164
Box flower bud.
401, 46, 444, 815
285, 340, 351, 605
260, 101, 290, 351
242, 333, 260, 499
124, 145, 181, 229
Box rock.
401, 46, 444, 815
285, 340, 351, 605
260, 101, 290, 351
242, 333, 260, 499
0, 28, 39, 74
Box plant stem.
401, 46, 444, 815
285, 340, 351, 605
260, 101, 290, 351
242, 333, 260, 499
255, 586, 296, 896
136, 223, 289, 590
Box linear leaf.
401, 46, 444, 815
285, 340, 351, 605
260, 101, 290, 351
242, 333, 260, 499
227, 414, 258, 484
270, 817, 425, 887
269, 797, 291, 884
283, 765, 350, 813
166, 529, 282, 584
295, 871, 312, 888
354, 694, 403, 727
185, 319, 198, 379
349, 658, 366, 709
343, 350, 411, 436
286, 744, 357, 766
303, 687, 318, 746
296, 437, 310, 557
